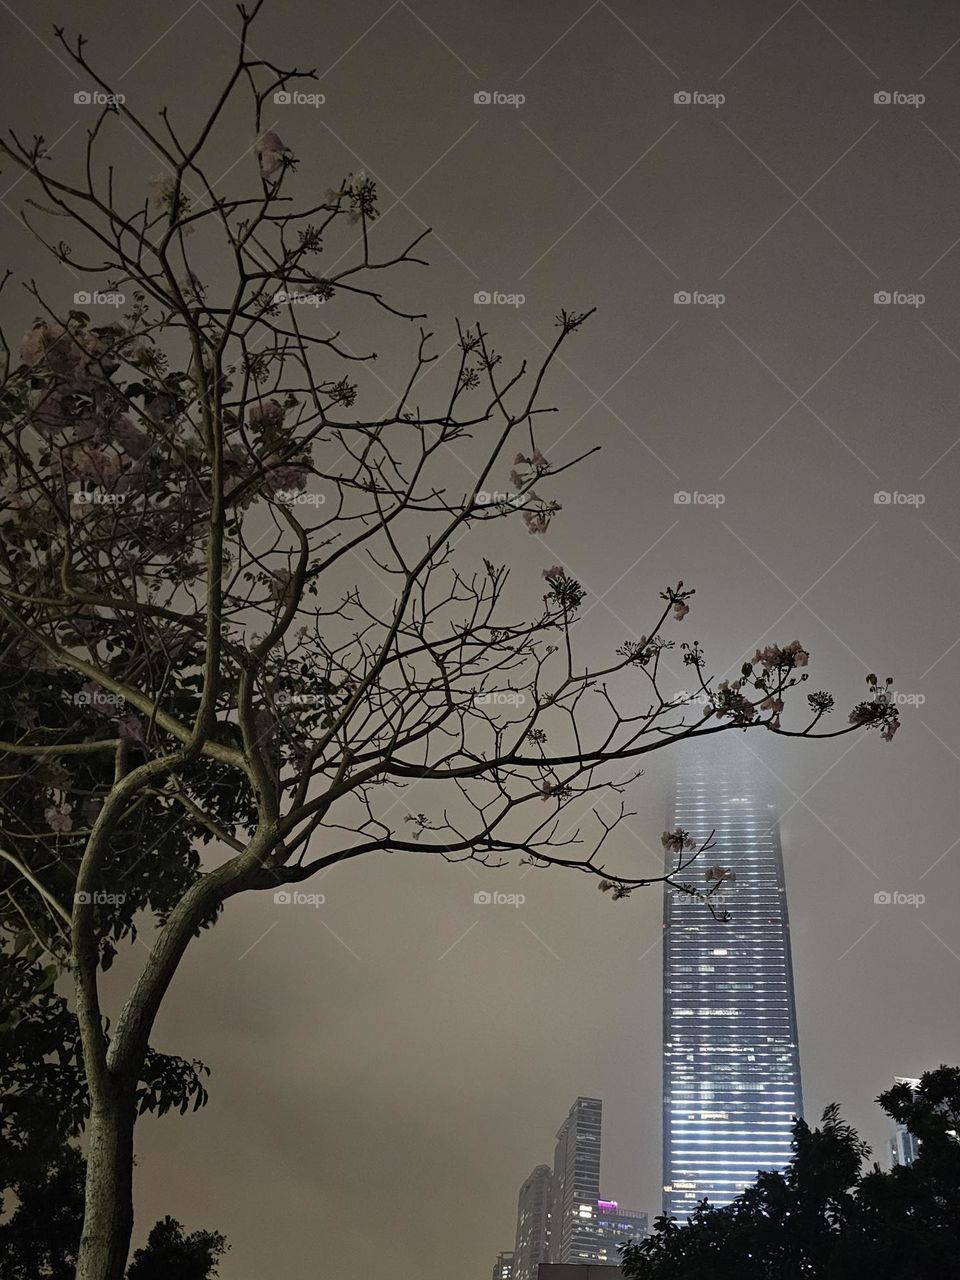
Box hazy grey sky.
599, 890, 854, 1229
4, 2, 960, 1277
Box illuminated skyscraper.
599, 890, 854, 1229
549, 1098, 602, 1262
513, 1164, 552, 1280
592, 1200, 648, 1264
662, 736, 803, 1218
491, 1251, 514, 1280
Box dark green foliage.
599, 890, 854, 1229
0, 949, 224, 1277
622, 1067, 960, 1280
126, 1217, 228, 1280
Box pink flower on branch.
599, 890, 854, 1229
255, 131, 293, 181
44, 802, 73, 833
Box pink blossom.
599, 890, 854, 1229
752, 641, 809, 672
44, 802, 73, 833
20, 322, 79, 374
255, 132, 292, 180
248, 398, 285, 429
881, 718, 900, 743
542, 565, 565, 584
266, 464, 309, 495
673, 601, 689, 621
662, 828, 696, 854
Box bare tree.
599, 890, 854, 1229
0, 5, 901, 1277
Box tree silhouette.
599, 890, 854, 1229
622, 1067, 960, 1279
0, 3, 901, 1276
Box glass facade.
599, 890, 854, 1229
491, 1251, 514, 1280
593, 1200, 648, 1264
662, 737, 803, 1218
513, 1164, 552, 1280
549, 1097, 602, 1262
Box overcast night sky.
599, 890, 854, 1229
4, 2, 960, 1277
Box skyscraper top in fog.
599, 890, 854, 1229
662, 736, 803, 1218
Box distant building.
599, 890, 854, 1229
888, 1076, 922, 1166
592, 1200, 647, 1266
492, 1251, 515, 1280
663, 737, 804, 1218
549, 1098, 603, 1262
502, 1098, 647, 1280
513, 1164, 553, 1280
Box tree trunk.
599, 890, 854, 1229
76, 1094, 136, 1280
